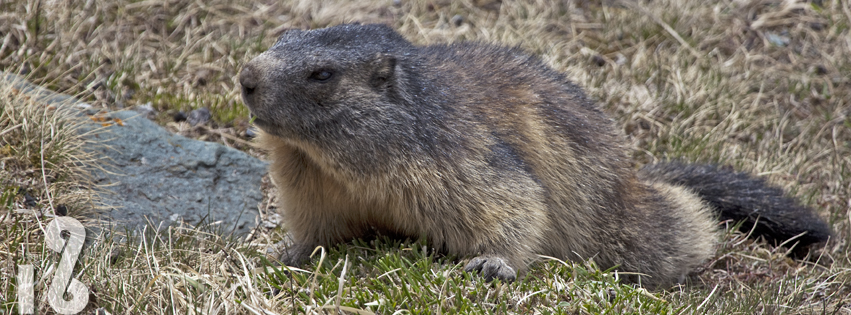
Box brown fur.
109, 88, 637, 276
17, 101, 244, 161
240, 23, 736, 288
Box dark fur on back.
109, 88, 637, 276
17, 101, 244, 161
639, 162, 831, 254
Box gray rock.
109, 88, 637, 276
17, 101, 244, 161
82, 110, 267, 235
1, 72, 268, 236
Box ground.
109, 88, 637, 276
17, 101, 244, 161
1, 0, 849, 314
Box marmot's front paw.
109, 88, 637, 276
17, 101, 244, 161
464, 256, 517, 282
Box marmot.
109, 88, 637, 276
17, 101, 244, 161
239, 23, 830, 288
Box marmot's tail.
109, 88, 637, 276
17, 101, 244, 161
638, 162, 831, 253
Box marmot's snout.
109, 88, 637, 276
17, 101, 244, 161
239, 60, 261, 108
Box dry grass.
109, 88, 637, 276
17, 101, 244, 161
0, 74, 100, 215
1, 0, 850, 313
0, 71, 102, 312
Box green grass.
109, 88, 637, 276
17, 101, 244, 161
1, 0, 850, 313
259, 239, 680, 314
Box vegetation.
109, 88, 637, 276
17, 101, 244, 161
1, 0, 849, 313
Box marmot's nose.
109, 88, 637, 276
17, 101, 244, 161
239, 61, 260, 97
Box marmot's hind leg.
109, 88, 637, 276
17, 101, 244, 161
622, 181, 718, 288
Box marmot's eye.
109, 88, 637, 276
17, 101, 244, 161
310, 70, 333, 81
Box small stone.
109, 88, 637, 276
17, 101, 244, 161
55, 204, 67, 216
451, 15, 464, 27
246, 126, 259, 138
188, 108, 211, 126
194, 69, 210, 87
122, 86, 136, 101
766, 32, 790, 47
23, 192, 37, 207
109, 248, 122, 265
173, 111, 188, 122
615, 53, 627, 66
590, 55, 605, 67
263, 213, 283, 228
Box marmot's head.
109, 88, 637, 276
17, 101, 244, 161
239, 24, 416, 151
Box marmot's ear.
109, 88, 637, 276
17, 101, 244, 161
370, 53, 397, 90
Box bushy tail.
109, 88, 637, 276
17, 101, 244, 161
638, 161, 831, 254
